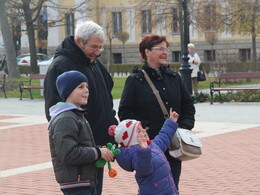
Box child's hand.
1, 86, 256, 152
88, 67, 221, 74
137, 125, 149, 149
108, 125, 117, 136
169, 108, 179, 123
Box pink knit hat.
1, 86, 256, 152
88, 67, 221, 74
109, 120, 141, 147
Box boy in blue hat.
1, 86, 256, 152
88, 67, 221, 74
48, 70, 114, 195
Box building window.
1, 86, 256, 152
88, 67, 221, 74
142, 10, 151, 34
241, 13, 249, 24
65, 13, 74, 36
113, 53, 122, 64
172, 8, 180, 33
204, 50, 216, 61
172, 51, 181, 62
239, 49, 251, 62
112, 12, 122, 35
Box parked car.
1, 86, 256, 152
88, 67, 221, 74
17, 53, 50, 66
38, 55, 53, 66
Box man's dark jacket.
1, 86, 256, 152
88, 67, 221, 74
44, 36, 118, 146
118, 64, 195, 140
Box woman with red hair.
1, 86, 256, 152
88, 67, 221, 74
118, 34, 195, 193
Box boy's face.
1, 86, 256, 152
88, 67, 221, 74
66, 82, 89, 107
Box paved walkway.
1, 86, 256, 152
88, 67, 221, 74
0, 98, 260, 195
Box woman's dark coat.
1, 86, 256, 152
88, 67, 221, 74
118, 64, 195, 140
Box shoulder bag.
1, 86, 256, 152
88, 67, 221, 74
142, 69, 202, 161
197, 70, 206, 82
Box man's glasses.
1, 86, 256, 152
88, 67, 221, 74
151, 47, 169, 53
90, 45, 104, 52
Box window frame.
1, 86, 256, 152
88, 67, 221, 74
112, 12, 122, 35
172, 8, 180, 34
239, 49, 251, 62
141, 10, 152, 35
172, 51, 181, 62
204, 50, 216, 61
113, 53, 122, 64
65, 13, 75, 36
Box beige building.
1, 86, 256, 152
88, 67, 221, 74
86, 0, 260, 67
1, 0, 259, 69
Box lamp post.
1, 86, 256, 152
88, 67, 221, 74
179, 0, 192, 95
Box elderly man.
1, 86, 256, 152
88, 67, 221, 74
44, 21, 118, 195
188, 43, 201, 95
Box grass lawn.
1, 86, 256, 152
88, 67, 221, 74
112, 77, 127, 99
3, 77, 43, 99
2, 76, 260, 100
2, 76, 128, 99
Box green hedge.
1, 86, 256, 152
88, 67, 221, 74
195, 91, 260, 103
225, 62, 260, 72
109, 64, 142, 75
212, 91, 260, 103
107, 63, 212, 75
17, 62, 260, 76
18, 65, 39, 75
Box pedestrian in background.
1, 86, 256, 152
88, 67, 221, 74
118, 34, 195, 193
48, 70, 115, 195
188, 43, 201, 95
44, 21, 118, 195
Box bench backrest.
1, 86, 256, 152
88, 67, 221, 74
0, 55, 6, 71
219, 72, 260, 79
30, 74, 45, 79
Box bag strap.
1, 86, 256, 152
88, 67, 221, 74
142, 69, 169, 119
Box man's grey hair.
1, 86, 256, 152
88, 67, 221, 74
75, 21, 106, 44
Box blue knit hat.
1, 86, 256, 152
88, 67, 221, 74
56, 70, 88, 101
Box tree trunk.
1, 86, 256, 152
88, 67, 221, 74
109, 37, 112, 73
252, 35, 257, 72
22, 0, 38, 74
123, 42, 126, 64
251, 0, 257, 72
0, 0, 20, 77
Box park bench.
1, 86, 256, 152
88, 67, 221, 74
0, 73, 7, 98
0, 55, 6, 71
210, 72, 260, 104
19, 74, 45, 100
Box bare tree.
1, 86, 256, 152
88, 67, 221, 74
222, 0, 260, 72
4, 0, 92, 74
104, 21, 115, 72
196, 2, 224, 63
115, 31, 129, 64
0, 0, 20, 77
6, 0, 46, 73
46, 0, 92, 27
130, 0, 188, 54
